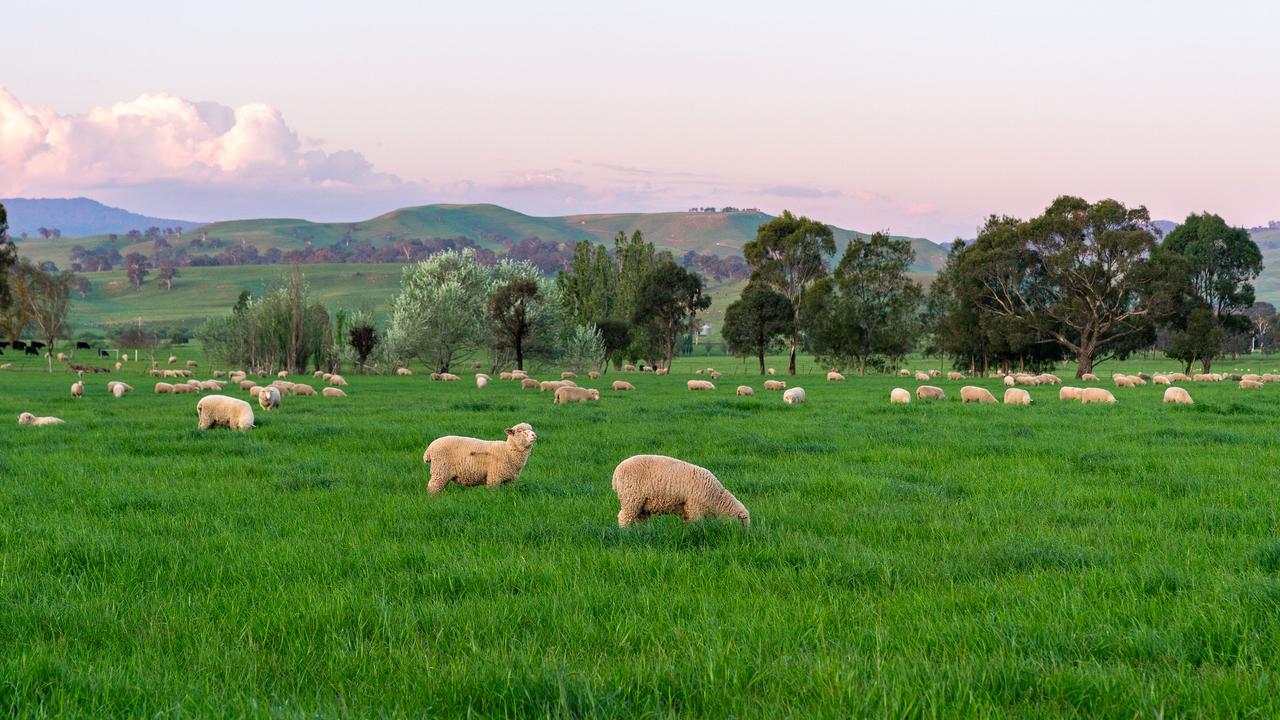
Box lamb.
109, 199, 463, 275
890, 388, 911, 404
1163, 387, 1194, 404
1080, 388, 1117, 405
107, 381, 133, 393
561, 372, 577, 380
961, 386, 997, 404
656, 368, 668, 375
826, 371, 845, 381
1239, 379, 1264, 390
766, 368, 776, 376
197, 395, 255, 430
782, 387, 806, 405
168, 355, 177, 364
736, 385, 754, 396
476, 374, 489, 389
1003, 388, 1032, 405
612, 455, 749, 528
322, 387, 347, 398
1059, 386, 1083, 401
422, 422, 537, 495
587, 371, 601, 380
18, 412, 64, 426
70, 380, 84, 398
1081, 373, 1099, 382
763, 379, 786, 391
522, 378, 541, 389
112, 383, 125, 399
554, 386, 600, 404
154, 382, 175, 394
397, 367, 413, 376
916, 385, 945, 400
612, 380, 636, 391
290, 383, 318, 396
258, 386, 281, 411
947, 371, 965, 381
914, 371, 930, 382
687, 380, 716, 391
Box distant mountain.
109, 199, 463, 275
1, 197, 204, 238
1151, 220, 1179, 238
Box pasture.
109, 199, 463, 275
3, 351, 1280, 717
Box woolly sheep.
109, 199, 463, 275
623, 364, 637, 372
1003, 387, 1032, 405
440, 373, 460, 382
763, 379, 786, 391
322, 387, 347, 398
258, 386, 281, 411
709, 371, 721, 380
476, 374, 489, 389
827, 371, 845, 381
249, 386, 263, 398
1239, 379, 1264, 390
199, 380, 223, 391
108, 381, 133, 393
500, 371, 513, 380
1115, 376, 1136, 388
947, 371, 965, 381
122, 354, 129, 363
1035, 373, 1061, 385
1153, 374, 1171, 385
56, 352, 69, 361
782, 387, 805, 405
522, 378, 541, 389
329, 374, 347, 386
1059, 386, 1083, 401
422, 422, 538, 495
291, 383, 318, 396
890, 388, 911, 404
18, 412, 64, 426
510, 370, 528, 380
112, 383, 125, 399
588, 371, 601, 379
612, 454, 749, 528
172, 383, 196, 394
315, 371, 326, 378
1003, 375, 1015, 387
1193, 373, 1214, 382
271, 380, 295, 390
397, 367, 413, 376
168, 355, 177, 364
914, 371, 930, 382
929, 369, 941, 378
1132, 376, 1147, 386
898, 368, 911, 377
961, 386, 997, 404
561, 371, 577, 380
70, 381, 83, 398
1242, 374, 1262, 383
278, 370, 289, 378
186, 360, 198, 368
0, 363, 11, 370
554, 386, 600, 404
240, 380, 258, 391
115, 362, 122, 370
916, 385, 945, 400
1081, 373, 1099, 382
766, 368, 776, 375
1014, 374, 1040, 386
687, 380, 716, 391
155, 382, 175, 394
197, 394, 255, 430
1163, 387, 1193, 404
736, 385, 754, 396
1080, 388, 1117, 405
540, 380, 570, 392
612, 380, 635, 391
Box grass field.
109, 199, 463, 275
4, 349, 1280, 717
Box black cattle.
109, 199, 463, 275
76, 341, 92, 350
98, 349, 110, 357
9, 341, 25, 350
25, 346, 38, 356
29, 341, 46, 350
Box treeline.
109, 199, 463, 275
0, 205, 79, 362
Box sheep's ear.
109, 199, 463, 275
505, 427, 515, 435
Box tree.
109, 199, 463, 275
744, 210, 836, 374
489, 276, 542, 370
385, 249, 490, 372
0, 202, 15, 317
26, 270, 74, 371
562, 324, 607, 373
632, 260, 710, 370
1167, 308, 1224, 373
125, 253, 151, 289
722, 284, 794, 374
157, 264, 180, 291
1, 258, 39, 347
557, 240, 618, 326
348, 312, 379, 373
594, 319, 631, 369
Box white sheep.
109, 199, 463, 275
554, 386, 600, 404
1163, 387, 1194, 404
890, 388, 910, 404
1003, 387, 1032, 405
476, 374, 489, 389
561, 371, 577, 380
826, 371, 845, 381
782, 387, 805, 405
278, 370, 289, 378
540, 380, 572, 392
763, 379, 786, 391
624, 364, 637, 372
1059, 386, 1083, 401
322, 387, 347, 398
898, 368, 911, 377
329, 374, 347, 386
522, 378, 541, 389
612, 380, 636, 391
612, 455, 749, 528
112, 383, 125, 399
1240, 379, 1264, 390
1081, 373, 1099, 382
1153, 374, 1171, 385
71, 381, 84, 398
440, 373, 460, 382
259, 386, 281, 411
947, 371, 965, 381
766, 368, 776, 376
397, 367, 413, 376
249, 386, 263, 397
916, 385, 945, 400
422, 422, 538, 495
587, 371, 601, 380
687, 380, 716, 391
186, 360, 198, 368
291, 383, 318, 396
196, 395, 255, 430
18, 412, 64, 426
736, 385, 754, 396
107, 381, 133, 393
1080, 388, 1117, 405
172, 383, 196, 394
1003, 375, 1015, 387
709, 371, 721, 380
914, 371, 930, 382
154, 382, 175, 394
961, 386, 997, 404
240, 380, 258, 391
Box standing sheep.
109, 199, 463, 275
826, 371, 845, 381
476, 374, 489, 389
782, 387, 806, 405
736, 385, 754, 396
561, 372, 577, 380
1080, 388, 1117, 405
587, 371, 601, 380
890, 388, 911, 404
914, 371, 930, 382
154, 382, 175, 394
290, 383, 318, 396
1081, 373, 1099, 382
1003, 388, 1033, 405
422, 422, 538, 495
1059, 386, 1083, 401
322, 387, 347, 398
554, 386, 600, 404
947, 371, 965, 381
961, 386, 997, 404
522, 378, 541, 390
687, 380, 716, 391
612, 455, 749, 528
763, 380, 786, 391
1163, 387, 1194, 404
612, 381, 636, 391
71, 379, 84, 399
259, 385, 281, 411
196, 395, 255, 430
766, 368, 776, 375
916, 385, 945, 400
18, 412, 65, 426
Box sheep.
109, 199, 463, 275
641, 365, 654, 373
914, 371, 930, 382
561, 371, 577, 380
709, 371, 721, 380
329, 374, 347, 386
1014, 374, 1040, 386
1003, 375, 1016, 387
733, 385, 755, 397
961, 386, 997, 404
1239, 379, 1264, 390
475, 374, 490, 389
929, 369, 942, 378
510, 370, 528, 380
1242, 374, 1262, 383
763, 379, 786, 391
70, 381, 84, 398
916, 385, 945, 400
121, 354, 129, 363
249, 386, 263, 398
555, 386, 600, 404
172, 383, 196, 394
588, 371, 601, 380
277, 370, 289, 378
1003, 388, 1033, 405
1081, 373, 1099, 382
766, 368, 776, 375
197, 395, 255, 430
107, 381, 133, 393
1153, 374, 1171, 385
687, 380, 716, 391
890, 388, 911, 404
322, 387, 347, 398
290, 383, 318, 396
1132, 376, 1147, 386
154, 382, 175, 394
111, 383, 125, 399
271, 380, 295, 390
18, 412, 64, 426
422, 422, 537, 495
1035, 373, 1061, 385
168, 355, 177, 364
56, 352, 69, 361
240, 380, 258, 391
186, 360, 198, 368
115, 362, 122, 371
0, 363, 10, 370
1059, 386, 1083, 401
1193, 373, 1214, 382
500, 371, 513, 380
947, 371, 965, 381
229, 371, 246, 381
898, 368, 911, 377
1080, 388, 1117, 405
258, 386, 281, 411
782, 387, 806, 405
315, 370, 326, 378
612, 455, 749, 528
522, 378, 541, 390
1264, 373, 1280, 383
624, 364, 637, 372
397, 367, 413, 376
440, 373, 460, 382
199, 380, 223, 391
827, 371, 845, 381
540, 380, 571, 392
1163, 387, 1194, 404
1115, 375, 1136, 388
612, 381, 636, 391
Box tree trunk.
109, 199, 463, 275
858, 357, 866, 376
1201, 357, 1212, 374
515, 340, 524, 371
1075, 351, 1093, 378
757, 349, 766, 375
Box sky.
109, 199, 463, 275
2, 0, 1277, 241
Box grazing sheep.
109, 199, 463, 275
1059, 386, 1083, 401
588, 371, 601, 379
1153, 374, 1171, 385
1014, 374, 1040, 386
1262, 373, 1280, 383
322, 387, 347, 398
197, 395, 255, 430
827, 371, 845, 381
290, 383, 318, 396
475, 374, 489, 389
928, 369, 941, 378
422, 422, 538, 495
440, 373, 460, 382
1035, 373, 1061, 385
961, 386, 997, 404
168, 355, 177, 364
258, 386, 281, 411
687, 380, 716, 391
1239, 379, 1264, 390
1132, 376, 1147, 386
1115, 375, 1136, 388
329, 374, 347, 386
70, 381, 84, 398
890, 388, 911, 404
115, 362, 122, 371
554, 386, 600, 404
249, 386, 263, 398
947, 371, 965, 381
240, 380, 258, 391
271, 380, 294, 390
18, 412, 64, 426
1081, 373, 1099, 382
612, 380, 636, 391
561, 371, 577, 380
499, 371, 513, 380
314, 370, 326, 378
763, 379, 786, 391
914, 371, 930, 382
782, 387, 806, 405
172, 383, 196, 394
898, 368, 911, 377
510, 370, 528, 380
916, 385, 945, 400
1163, 387, 1194, 404
709, 371, 721, 380
624, 364, 637, 372
1003, 388, 1033, 405
122, 354, 129, 363
766, 368, 776, 375
641, 365, 654, 373
107, 381, 133, 393
111, 384, 124, 399
397, 367, 413, 376
736, 385, 754, 396
1193, 373, 1214, 382
612, 455, 749, 528
0, 363, 10, 370
540, 380, 570, 392
199, 380, 224, 391
1242, 374, 1262, 383
521, 378, 541, 389
1080, 388, 1117, 405
186, 360, 198, 368
277, 370, 289, 378
1003, 375, 1016, 387
56, 352, 68, 361
154, 382, 175, 394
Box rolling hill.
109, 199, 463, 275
1, 197, 204, 237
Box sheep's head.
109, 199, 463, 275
505, 423, 537, 450
589, 389, 600, 400
18, 412, 34, 425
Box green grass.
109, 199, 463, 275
3, 349, 1280, 716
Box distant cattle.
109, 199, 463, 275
29, 341, 45, 350
25, 346, 38, 356
8, 341, 25, 350
76, 341, 92, 350
98, 349, 110, 357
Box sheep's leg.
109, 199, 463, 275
427, 468, 450, 495
617, 505, 639, 528
682, 503, 704, 523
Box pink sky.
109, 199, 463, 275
3, 1, 1278, 240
